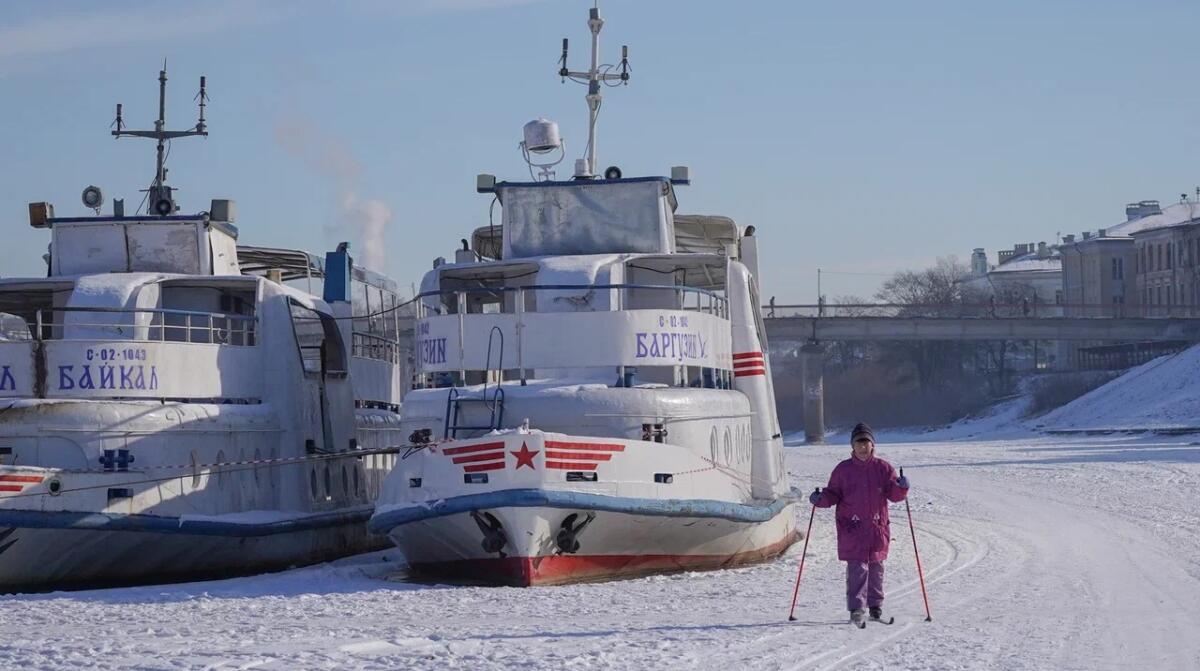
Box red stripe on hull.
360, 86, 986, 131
543, 450, 614, 462
0, 475, 43, 484
0, 485, 22, 492
544, 441, 625, 452
443, 442, 506, 456
408, 530, 800, 586
462, 462, 506, 473
732, 351, 764, 360
451, 452, 507, 464
735, 369, 766, 377
544, 461, 600, 470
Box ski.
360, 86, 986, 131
869, 616, 895, 625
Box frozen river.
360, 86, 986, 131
2, 431, 1198, 670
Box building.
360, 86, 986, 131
963, 243, 1063, 370
1131, 199, 1200, 316
964, 242, 1062, 314
1059, 198, 1199, 368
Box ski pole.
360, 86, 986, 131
901, 468, 933, 622
787, 488, 819, 622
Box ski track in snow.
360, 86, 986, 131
1, 434, 1199, 670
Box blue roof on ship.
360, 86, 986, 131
494, 176, 673, 189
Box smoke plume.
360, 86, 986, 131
274, 118, 392, 272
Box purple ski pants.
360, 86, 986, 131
845, 560, 885, 611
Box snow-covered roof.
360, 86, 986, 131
1105, 201, 1200, 237
992, 253, 1061, 274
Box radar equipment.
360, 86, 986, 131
112, 66, 209, 216
557, 5, 632, 178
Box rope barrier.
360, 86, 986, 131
0, 445, 409, 501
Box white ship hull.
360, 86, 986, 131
0, 400, 399, 591
0, 514, 377, 590
370, 427, 798, 586
378, 497, 796, 586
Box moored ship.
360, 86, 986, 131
0, 69, 408, 590
369, 6, 797, 586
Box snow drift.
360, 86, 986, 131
1036, 344, 1200, 432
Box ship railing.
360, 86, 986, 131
413, 283, 732, 388
17, 307, 258, 346
352, 331, 402, 363
415, 283, 728, 320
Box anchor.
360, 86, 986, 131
555, 512, 595, 555
469, 510, 508, 557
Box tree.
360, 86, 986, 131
874, 257, 974, 390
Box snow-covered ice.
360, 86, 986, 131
2, 426, 1197, 670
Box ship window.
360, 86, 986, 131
436, 264, 539, 315
191, 451, 201, 489
0, 313, 31, 341
349, 279, 404, 362
0, 285, 71, 340
160, 283, 256, 346
289, 301, 347, 375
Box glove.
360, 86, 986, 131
896, 474, 909, 489
809, 489, 822, 505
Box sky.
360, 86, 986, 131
2, 0, 1198, 302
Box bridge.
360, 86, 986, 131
764, 315, 1200, 342
760, 303, 1200, 443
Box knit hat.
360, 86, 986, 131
850, 422, 875, 445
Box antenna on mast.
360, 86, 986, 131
557, 3, 631, 178
112, 66, 210, 216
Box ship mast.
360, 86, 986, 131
558, 4, 631, 177
112, 66, 209, 215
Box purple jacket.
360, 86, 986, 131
813, 455, 908, 562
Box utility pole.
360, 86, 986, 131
558, 4, 631, 177
112, 65, 209, 216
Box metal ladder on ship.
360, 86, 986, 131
444, 326, 507, 439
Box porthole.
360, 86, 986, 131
710, 427, 719, 464
323, 464, 332, 501
47, 478, 62, 496
341, 464, 349, 499
310, 468, 318, 500
190, 451, 201, 488
723, 427, 733, 465
353, 465, 361, 498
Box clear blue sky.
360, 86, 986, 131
2, 0, 1197, 301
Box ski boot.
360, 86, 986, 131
868, 606, 894, 625
850, 609, 866, 629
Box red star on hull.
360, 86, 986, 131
511, 442, 539, 469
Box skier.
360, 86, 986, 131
809, 422, 909, 627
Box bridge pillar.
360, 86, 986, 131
800, 342, 825, 444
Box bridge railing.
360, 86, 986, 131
760, 302, 1200, 319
